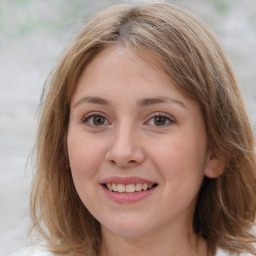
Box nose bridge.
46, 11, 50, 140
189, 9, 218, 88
116, 119, 134, 147
105, 119, 145, 167
112, 120, 137, 158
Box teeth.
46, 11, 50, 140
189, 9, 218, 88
106, 183, 112, 190
112, 183, 117, 192
135, 184, 142, 191
126, 184, 135, 193
117, 184, 125, 193
105, 183, 155, 193
142, 184, 148, 191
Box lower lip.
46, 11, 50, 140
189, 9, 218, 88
102, 185, 157, 203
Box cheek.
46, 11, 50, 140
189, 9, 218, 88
67, 132, 107, 178
67, 133, 107, 207
149, 132, 207, 183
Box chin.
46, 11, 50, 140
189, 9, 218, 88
101, 219, 153, 238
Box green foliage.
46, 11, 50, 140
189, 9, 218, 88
0, 0, 89, 37
214, 0, 234, 15
251, 12, 256, 28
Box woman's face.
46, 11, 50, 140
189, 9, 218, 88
67, 45, 220, 238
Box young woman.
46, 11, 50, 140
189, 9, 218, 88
12, 1, 256, 256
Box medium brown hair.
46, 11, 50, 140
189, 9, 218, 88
31, 2, 256, 255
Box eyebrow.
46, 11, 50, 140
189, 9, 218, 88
138, 96, 186, 109
74, 96, 111, 108
73, 96, 186, 109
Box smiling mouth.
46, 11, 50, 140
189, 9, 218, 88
103, 183, 158, 193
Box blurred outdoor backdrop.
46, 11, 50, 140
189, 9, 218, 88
0, 0, 256, 255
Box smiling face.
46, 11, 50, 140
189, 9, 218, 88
67, 45, 220, 239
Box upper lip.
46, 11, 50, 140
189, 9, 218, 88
100, 176, 158, 185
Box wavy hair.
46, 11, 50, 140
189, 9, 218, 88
31, 2, 256, 255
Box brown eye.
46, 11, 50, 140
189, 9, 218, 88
93, 116, 106, 125
146, 114, 174, 127
154, 116, 167, 126
82, 113, 110, 127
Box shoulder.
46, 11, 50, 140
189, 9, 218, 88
9, 247, 55, 256
216, 248, 255, 256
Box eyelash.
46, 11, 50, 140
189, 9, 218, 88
81, 112, 174, 127
145, 112, 174, 127
81, 112, 110, 127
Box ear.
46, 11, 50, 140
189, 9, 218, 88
204, 151, 224, 178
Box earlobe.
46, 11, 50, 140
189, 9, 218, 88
204, 152, 225, 178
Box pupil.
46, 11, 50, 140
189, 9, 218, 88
154, 116, 166, 126
93, 116, 105, 125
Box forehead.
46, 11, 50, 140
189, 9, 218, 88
74, 45, 176, 95
82, 44, 194, 101
71, 44, 197, 112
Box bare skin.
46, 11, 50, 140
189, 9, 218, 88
68, 45, 222, 256
100, 224, 208, 256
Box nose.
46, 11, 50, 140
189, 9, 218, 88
105, 122, 146, 168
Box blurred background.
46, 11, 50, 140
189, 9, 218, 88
0, 0, 255, 255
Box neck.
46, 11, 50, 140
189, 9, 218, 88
99, 225, 208, 256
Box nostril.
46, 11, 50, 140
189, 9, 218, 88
110, 160, 116, 164
128, 160, 136, 164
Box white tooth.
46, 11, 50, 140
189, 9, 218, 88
112, 183, 117, 192
126, 184, 135, 193
106, 183, 112, 190
148, 184, 153, 189
142, 184, 148, 191
117, 184, 125, 193
135, 183, 143, 192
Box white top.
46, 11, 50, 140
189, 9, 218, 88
9, 247, 53, 256
9, 247, 54, 256
8, 247, 254, 256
